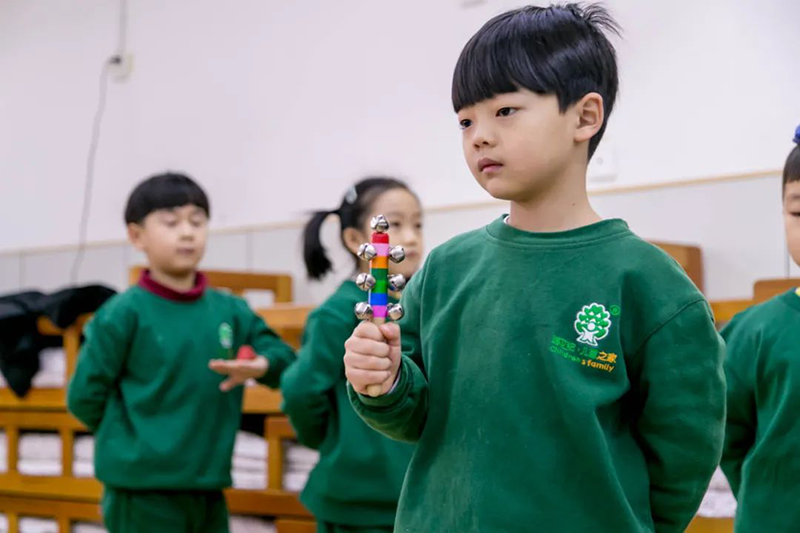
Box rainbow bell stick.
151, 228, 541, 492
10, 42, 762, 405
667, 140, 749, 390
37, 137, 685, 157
355, 215, 407, 397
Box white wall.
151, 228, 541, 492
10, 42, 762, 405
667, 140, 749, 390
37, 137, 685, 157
1, 0, 799, 253
0, 172, 792, 304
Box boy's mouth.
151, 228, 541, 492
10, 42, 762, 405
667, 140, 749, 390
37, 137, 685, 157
478, 157, 503, 173
176, 248, 196, 256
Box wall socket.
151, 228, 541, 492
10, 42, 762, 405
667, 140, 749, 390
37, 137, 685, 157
108, 54, 134, 82
588, 142, 618, 183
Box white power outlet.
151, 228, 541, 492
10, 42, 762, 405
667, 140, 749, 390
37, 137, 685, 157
108, 54, 134, 82
588, 142, 618, 183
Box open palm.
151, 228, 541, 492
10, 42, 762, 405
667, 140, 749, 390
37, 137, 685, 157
208, 355, 269, 392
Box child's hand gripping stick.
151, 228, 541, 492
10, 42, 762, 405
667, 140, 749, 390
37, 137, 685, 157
354, 214, 407, 397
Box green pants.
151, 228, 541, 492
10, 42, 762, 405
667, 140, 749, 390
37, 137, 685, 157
317, 523, 393, 533
102, 487, 229, 533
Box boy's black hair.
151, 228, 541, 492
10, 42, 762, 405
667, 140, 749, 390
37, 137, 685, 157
452, 3, 621, 158
783, 126, 800, 192
124, 172, 210, 224
303, 177, 414, 280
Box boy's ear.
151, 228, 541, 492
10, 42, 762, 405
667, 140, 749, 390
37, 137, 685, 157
342, 227, 366, 256
127, 223, 146, 251
573, 92, 605, 144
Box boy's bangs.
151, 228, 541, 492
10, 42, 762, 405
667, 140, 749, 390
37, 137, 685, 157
451, 28, 549, 113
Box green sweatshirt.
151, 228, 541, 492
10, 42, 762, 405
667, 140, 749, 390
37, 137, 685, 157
720, 289, 800, 533
349, 216, 725, 533
280, 281, 413, 527
67, 277, 295, 491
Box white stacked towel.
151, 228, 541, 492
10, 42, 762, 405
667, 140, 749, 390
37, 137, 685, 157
67, 431, 317, 492
231, 430, 268, 490
284, 441, 319, 493
0, 432, 6, 472
230, 431, 318, 492
16, 433, 62, 476
34, 348, 67, 388
0, 348, 67, 390
697, 467, 737, 518
0, 429, 318, 493
0, 514, 276, 533
73, 434, 94, 478
9, 517, 58, 533
230, 516, 276, 533
72, 524, 106, 533
0, 513, 273, 533
0, 518, 105, 533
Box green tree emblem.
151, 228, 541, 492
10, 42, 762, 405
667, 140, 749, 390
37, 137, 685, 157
574, 303, 611, 346
219, 323, 233, 349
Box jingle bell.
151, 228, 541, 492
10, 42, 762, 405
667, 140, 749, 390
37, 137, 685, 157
389, 245, 405, 263
354, 302, 373, 320
356, 272, 376, 291
358, 243, 377, 261
388, 274, 406, 291
370, 214, 390, 233
387, 303, 404, 321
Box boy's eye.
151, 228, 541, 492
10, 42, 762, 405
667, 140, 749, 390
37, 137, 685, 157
497, 107, 517, 117
459, 119, 472, 130
163, 218, 178, 227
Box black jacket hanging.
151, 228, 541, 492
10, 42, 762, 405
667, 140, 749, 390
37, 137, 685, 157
0, 285, 116, 398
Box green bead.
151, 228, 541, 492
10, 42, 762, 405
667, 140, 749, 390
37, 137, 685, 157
373, 279, 388, 293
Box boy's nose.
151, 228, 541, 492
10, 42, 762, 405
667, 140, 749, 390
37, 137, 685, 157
471, 124, 496, 149
179, 224, 196, 239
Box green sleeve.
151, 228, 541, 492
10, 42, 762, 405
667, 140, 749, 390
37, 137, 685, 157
233, 298, 296, 389
67, 303, 133, 432
630, 299, 726, 533
719, 318, 757, 496
280, 310, 350, 449
348, 259, 429, 443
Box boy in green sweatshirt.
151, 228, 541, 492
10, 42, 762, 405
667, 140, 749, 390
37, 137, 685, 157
720, 128, 800, 533
67, 173, 295, 533
343, 4, 725, 532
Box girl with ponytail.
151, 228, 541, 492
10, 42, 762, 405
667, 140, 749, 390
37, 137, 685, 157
283, 177, 423, 533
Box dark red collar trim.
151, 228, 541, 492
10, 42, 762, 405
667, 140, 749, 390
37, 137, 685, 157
138, 269, 207, 302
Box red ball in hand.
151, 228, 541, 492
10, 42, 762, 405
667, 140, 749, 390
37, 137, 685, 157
237, 345, 256, 360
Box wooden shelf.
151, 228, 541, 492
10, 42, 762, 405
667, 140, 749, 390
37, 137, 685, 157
0, 389, 66, 411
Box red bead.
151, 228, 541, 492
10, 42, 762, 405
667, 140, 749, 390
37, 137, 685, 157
372, 232, 389, 243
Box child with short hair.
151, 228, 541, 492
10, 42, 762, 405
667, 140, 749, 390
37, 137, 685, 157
343, 5, 725, 532
68, 172, 295, 533
721, 127, 800, 533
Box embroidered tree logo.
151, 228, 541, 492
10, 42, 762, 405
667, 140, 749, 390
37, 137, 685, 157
574, 303, 611, 346
219, 323, 233, 350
